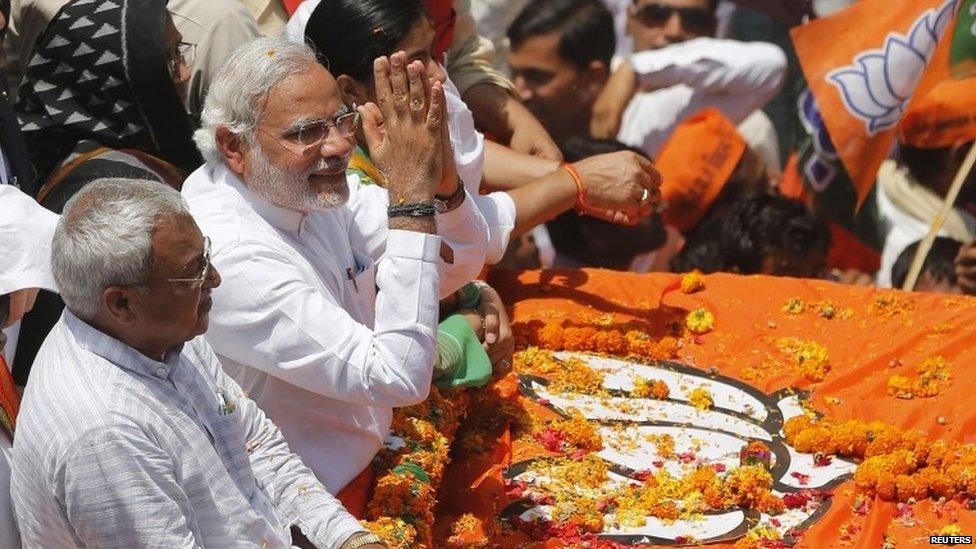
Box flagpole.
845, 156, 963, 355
901, 141, 976, 291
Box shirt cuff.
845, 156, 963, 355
386, 229, 442, 262
435, 189, 479, 232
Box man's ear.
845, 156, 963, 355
102, 286, 137, 326
336, 74, 369, 106
584, 60, 611, 92
215, 126, 247, 176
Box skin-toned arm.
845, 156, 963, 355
591, 61, 638, 139
482, 140, 561, 192
462, 81, 563, 161
506, 150, 664, 231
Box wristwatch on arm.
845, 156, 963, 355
433, 178, 466, 213
340, 531, 384, 549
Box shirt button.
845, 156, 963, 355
155, 367, 167, 377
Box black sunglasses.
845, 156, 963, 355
633, 3, 715, 34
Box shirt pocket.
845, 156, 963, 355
345, 249, 378, 323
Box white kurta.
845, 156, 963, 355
182, 163, 487, 492
617, 37, 787, 158
284, 5, 517, 265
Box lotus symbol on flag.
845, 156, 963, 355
504, 353, 855, 545
827, 0, 957, 135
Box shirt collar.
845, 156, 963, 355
64, 309, 182, 380
214, 162, 306, 233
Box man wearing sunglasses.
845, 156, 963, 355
10, 179, 377, 548
591, 0, 787, 161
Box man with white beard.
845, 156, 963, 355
181, 36, 488, 512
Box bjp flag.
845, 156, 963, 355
791, 0, 961, 209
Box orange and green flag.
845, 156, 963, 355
790, 0, 962, 209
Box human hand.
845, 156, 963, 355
476, 283, 515, 370
589, 60, 637, 139
573, 151, 662, 225
359, 51, 445, 204
1, 288, 39, 329
955, 241, 976, 294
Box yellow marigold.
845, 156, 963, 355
633, 377, 670, 399
685, 307, 715, 334
362, 517, 417, 549
886, 356, 952, 399
723, 466, 775, 509
782, 298, 806, 314
681, 270, 706, 294
688, 386, 714, 410
551, 496, 604, 534
733, 524, 781, 549
644, 433, 676, 458
776, 337, 831, 382
938, 524, 963, 537
535, 413, 604, 454
445, 513, 484, 547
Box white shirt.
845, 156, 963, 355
12, 311, 364, 548
876, 173, 976, 288
182, 163, 487, 492
284, 4, 517, 265
1, 184, 59, 367
617, 37, 787, 158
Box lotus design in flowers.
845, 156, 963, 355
503, 353, 855, 545
827, 0, 957, 135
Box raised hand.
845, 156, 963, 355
358, 51, 445, 205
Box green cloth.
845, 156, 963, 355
433, 314, 492, 389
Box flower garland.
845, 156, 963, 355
784, 414, 976, 503
361, 387, 470, 548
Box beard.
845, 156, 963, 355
247, 143, 351, 213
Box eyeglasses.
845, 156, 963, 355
146, 237, 213, 289
167, 41, 196, 78
633, 3, 715, 34
259, 107, 361, 155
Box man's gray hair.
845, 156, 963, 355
194, 36, 319, 164
52, 179, 189, 320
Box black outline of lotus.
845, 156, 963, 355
501, 352, 855, 546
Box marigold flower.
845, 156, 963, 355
685, 307, 715, 334
681, 270, 706, 294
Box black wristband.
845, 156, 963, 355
388, 202, 436, 218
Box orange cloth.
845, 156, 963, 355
0, 353, 18, 439
656, 108, 746, 232
790, 0, 957, 208
336, 465, 374, 520
438, 268, 976, 547
900, 76, 976, 148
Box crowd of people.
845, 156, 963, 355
0, 0, 974, 547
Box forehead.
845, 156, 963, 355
635, 0, 712, 9
509, 32, 572, 70
260, 63, 345, 127
151, 214, 202, 269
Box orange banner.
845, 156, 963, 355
437, 269, 976, 547
791, 0, 959, 208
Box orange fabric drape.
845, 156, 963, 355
438, 269, 976, 547
336, 465, 375, 520
0, 353, 19, 438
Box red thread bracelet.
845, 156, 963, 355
559, 162, 587, 213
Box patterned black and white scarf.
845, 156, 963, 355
15, 0, 200, 195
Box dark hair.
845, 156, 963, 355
900, 144, 951, 183
670, 215, 725, 273
718, 194, 830, 276
304, 0, 428, 82
546, 138, 666, 269
891, 237, 962, 289
507, 0, 616, 69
